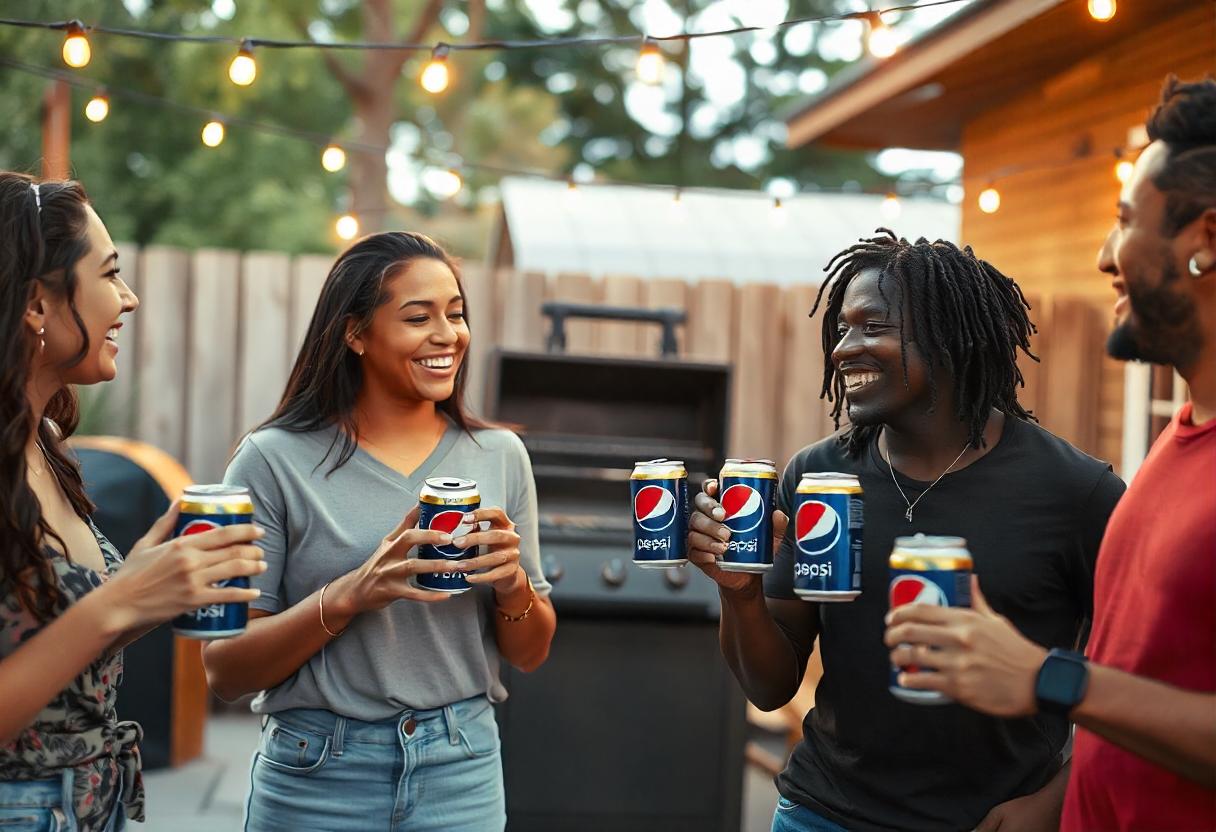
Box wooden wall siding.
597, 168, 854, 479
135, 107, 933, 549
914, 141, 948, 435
135, 246, 189, 463
238, 252, 291, 439
187, 250, 240, 484
105, 241, 141, 438
958, 5, 1214, 471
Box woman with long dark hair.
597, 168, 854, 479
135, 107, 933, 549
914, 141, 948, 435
202, 231, 556, 831
0, 172, 266, 831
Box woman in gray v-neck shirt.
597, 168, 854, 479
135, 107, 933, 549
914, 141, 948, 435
202, 232, 555, 832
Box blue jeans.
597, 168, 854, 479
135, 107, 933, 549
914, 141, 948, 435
0, 769, 125, 832
245, 696, 505, 832
771, 796, 850, 832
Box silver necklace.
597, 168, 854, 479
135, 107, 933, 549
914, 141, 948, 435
881, 429, 969, 522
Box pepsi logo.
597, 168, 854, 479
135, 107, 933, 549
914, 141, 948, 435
634, 485, 677, 532
428, 510, 476, 558
795, 501, 840, 555
179, 519, 220, 537
720, 484, 764, 534
889, 575, 948, 609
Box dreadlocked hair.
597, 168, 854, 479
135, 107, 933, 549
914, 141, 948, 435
809, 228, 1038, 458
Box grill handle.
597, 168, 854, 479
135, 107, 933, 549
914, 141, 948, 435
541, 302, 686, 357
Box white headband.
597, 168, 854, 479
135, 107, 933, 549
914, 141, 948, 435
31, 183, 42, 214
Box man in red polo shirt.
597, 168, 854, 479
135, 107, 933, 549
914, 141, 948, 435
884, 75, 1215, 831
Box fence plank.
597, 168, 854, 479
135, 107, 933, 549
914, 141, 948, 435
92, 241, 141, 437
461, 260, 492, 414
687, 278, 734, 363
730, 283, 784, 461
290, 255, 330, 359
186, 249, 241, 483
641, 278, 688, 358
238, 252, 291, 436
1042, 296, 1102, 454
598, 274, 645, 356
779, 284, 828, 467
550, 272, 598, 353
135, 247, 190, 463
499, 270, 547, 352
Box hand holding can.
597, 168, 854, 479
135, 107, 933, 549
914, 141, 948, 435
687, 478, 788, 594
415, 477, 481, 594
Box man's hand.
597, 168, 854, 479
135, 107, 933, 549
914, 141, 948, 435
975, 763, 1068, 831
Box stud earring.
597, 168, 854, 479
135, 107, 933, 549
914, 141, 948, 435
1189, 256, 1205, 278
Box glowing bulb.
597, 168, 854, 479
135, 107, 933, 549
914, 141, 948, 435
62, 22, 91, 69
881, 193, 902, 220
978, 186, 1001, 214
636, 40, 665, 85
335, 213, 360, 240
424, 168, 463, 199
1088, 0, 1116, 22
321, 144, 347, 173
201, 120, 226, 148
228, 43, 257, 86
420, 47, 450, 94
866, 13, 898, 59
84, 94, 109, 123
1115, 159, 1134, 184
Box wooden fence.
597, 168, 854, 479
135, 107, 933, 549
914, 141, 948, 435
82, 245, 1120, 483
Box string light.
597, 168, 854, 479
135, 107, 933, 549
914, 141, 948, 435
636, 39, 665, 85
321, 143, 347, 172
201, 119, 226, 147
335, 212, 360, 240
61, 21, 90, 68
424, 167, 463, 199
420, 45, 450, 94
84, 92, 109, 122
978, 185, 1001, 214
865, 12, 899, 59
880, 192, 902, 220
228, 40, 257, 86
1115, 159, 1134, 184
1087, 0, 1116, 22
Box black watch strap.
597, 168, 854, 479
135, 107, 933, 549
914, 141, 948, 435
1035, 648, 1089, 715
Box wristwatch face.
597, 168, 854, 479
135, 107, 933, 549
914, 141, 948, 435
1039, 654, 1086, 708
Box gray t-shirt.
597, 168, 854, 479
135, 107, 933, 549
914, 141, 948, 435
223, 421, 550, 719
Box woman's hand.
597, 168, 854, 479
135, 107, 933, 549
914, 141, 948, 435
687, 479, 788, 597
458, 507, 525, 595
324, 504, 458, 618
97, 501, 268, 632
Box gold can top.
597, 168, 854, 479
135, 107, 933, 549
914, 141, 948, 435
180, 484, 254, 516
632, 459, 687, 480
796, 471, 861, 494
721, 458, 778, 479
889, 534, 972, 570
420, 476, 480, 505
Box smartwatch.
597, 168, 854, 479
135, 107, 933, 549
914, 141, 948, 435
1035, 648, 1089, 715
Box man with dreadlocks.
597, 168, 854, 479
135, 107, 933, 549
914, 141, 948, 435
687, 230, 1125, 831
885, 76, 1216, 832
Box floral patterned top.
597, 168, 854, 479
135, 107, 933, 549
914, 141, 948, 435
0, 524, 145, 830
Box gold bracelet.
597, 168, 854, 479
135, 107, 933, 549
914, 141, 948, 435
318, 581, 343, 637
497, 577, 535, 622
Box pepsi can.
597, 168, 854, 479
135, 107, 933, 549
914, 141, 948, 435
416, 477, 480, 594
631, 459, 688, 569
172, 484, 255, 640
888, 534, 973, 705
718, 459, 777, 573
792, 473, 863, 602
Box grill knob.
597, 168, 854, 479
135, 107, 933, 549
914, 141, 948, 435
542, 556, 565, 585
663, 566, 690, 591
600, 558, 627, 589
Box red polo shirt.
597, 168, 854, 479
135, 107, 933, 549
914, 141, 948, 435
1062, 403, 1216, 831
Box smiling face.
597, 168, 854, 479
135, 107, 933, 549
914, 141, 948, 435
348, 257, 469, 404
830, 268, 933, 427
37, 204, 139, 385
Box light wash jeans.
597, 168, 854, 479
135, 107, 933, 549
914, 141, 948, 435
244, 695, 505, 832
771, 796, 850, 832
0, 769, 125, 832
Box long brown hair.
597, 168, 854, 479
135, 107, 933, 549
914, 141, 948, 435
259, 231, 489, 472
0, 172, 97, 621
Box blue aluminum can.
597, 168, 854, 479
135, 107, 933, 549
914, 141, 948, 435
172, 484, 254, 640
888, 534, 973, 705
792, 472, 863, 602
631, 459, 688, 568
416, 477, 481, 594
718, 458, 778, 573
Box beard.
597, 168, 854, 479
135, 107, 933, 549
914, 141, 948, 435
1106, 258, 1203, 367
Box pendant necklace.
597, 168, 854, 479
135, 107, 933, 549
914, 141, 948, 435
881, 428, 969, 522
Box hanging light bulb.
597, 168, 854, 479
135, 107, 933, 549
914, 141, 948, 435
228, 40, 257, 86
201, 119, 226, 148
1115, 159, 1134, 184
335, 213, 360, 240
424, 167, 463, 199
978, 185, 1001, 214
865, 12, 899, 59
321, 144, 347, 173
420, 45, 451, 94
881, 192, 902, 220
636, 39, 665, 85
1087, 0, 1116, 22
84, 92, 109, 123
62, 21, 91, 69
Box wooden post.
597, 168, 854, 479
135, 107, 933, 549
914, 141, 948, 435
41, 80, 71, 179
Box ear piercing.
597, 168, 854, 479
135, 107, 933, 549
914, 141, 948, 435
1189, 256, 1205, 278
37, 326, 45, 352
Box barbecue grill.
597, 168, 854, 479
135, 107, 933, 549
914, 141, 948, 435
488, 304, 745, 832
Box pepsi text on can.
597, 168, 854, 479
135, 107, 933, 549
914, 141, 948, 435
631, 459, 688, 568
792, 473, 863, 601
888, 534, 973, 705
717, 458, 778, 573
171, 484, 255, 640
416, 477, 481, 594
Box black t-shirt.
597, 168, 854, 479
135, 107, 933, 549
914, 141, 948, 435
764, 416, 1125, 832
